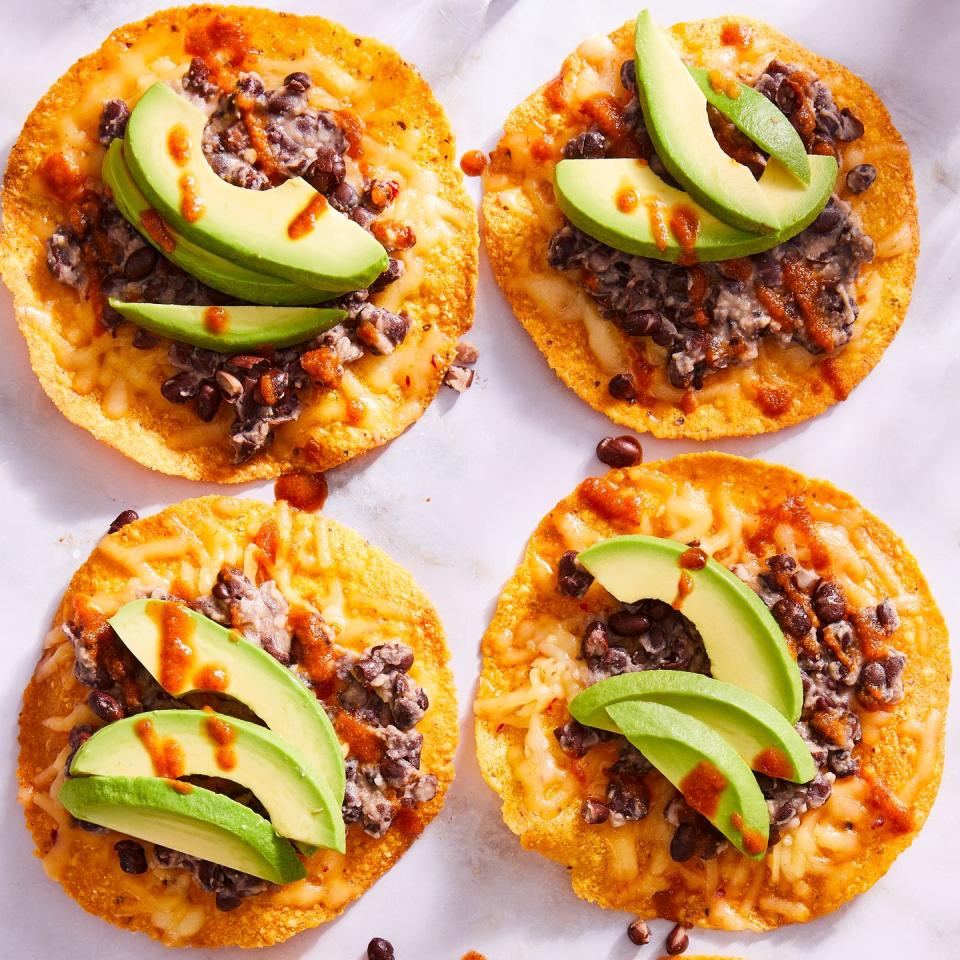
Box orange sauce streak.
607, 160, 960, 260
334, 712, 384, 764
203, 708, 238, 771
731, 812, 767, 854
334, 110, 365, 159
345, 397, 365, 425
393, 806, 426, 838
862, 765, 913, 834
167, 779, 194, 795
708, 68, 741, 99
721, 22, 754, 49
580, 475, 643, 525
544, 75, 567, 111
748, 495, 832, 574
167, 124, 192, 167
755, 282, 794, 333
289, 612, 339, 698
460, 150, 488, 177
287, 193, 328, 240
139, 209, 176, 254
850, 609, 892, 662
680, 389, 698, 415
232, 91, 282, 182
195, 663, 229, 692
688, 265, 709, 327
135, 718, 186, 778
203, 306, 229, 334
646, 199, 669, 251
461, 952, 487, 960
673, 571, 694, 609
178, 173, 205, 222
579, 93, 625, 140
40, 152, 85, 203
254, 518, 279, 563
147, 601, 196, 694
274, 472, 329, 512
530, 136, 554, 164
616, 187, 639, 213
782, 258, 834, 351
184, 16, 255, 89
669, 205, 700, 265
754, 746, 793, 779
821, 357, 852, 401
680, 761, 727, 818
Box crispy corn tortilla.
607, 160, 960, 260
18, 496, 457, 947
0, 4, 478, 482
474, 453, 948, 929
482, 17, 918, 439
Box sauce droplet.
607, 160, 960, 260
460, 149, 488, 177
680, 761, 727, 818
139, 209, 176, 254
720, 22, 753, 49
195, 663, 229, 692
167, 125, 192, 167
288, 193, 328, 239
275, 472, 329, 512
203, 305, 229, 334
731, 811, 767, 854
754, 746, 793, 779
673, 570, 694, 608
135, 718, 186, 778
680, 546, 707, 570
147, 601, 196, 694
616, 187, 639, 213
178, 173, 205, 222
203, 709, 238, 771
668, 205, 700, 265
708, 68, 741, 99
646, 198, 669, 251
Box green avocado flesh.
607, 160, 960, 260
107, 299, 345, 353
125, 83, 387, 292
570, 671, 816, 783
633, 10, 836, 233
687, 67, 811, 184
577, 536, 803, 722
58, 776, 306, 884
606, 700, 769, 858
109, 600, 345, 803
71, 709, 345, 851
554, 155, 835, 262
102, 141, 335, 306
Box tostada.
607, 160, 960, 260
482, 10, 917, 438
475, 453, 947, 929
17, 497, 456, 946
0, 5, 477, 481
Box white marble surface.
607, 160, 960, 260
1, 0, 958, 956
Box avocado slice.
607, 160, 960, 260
103, 141, 337, 306
606, 700, 769, 857
554, 155, 835, 262
124, 83, 387, 292
570, 671, 816, 782
577, 536, 803, 721
58, 775, 305, 884
633, 10, 837, 233
109, 600, 345, 802
687, 67, 810, 184
107, 299, 345, 353
71, 709, 345, 851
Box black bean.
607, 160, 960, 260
766, 553, 796, 574
557, 550, 594, 598
845, 163, 876, 194
600, 647, 631, 675
108, 509, 139, 534
838, 108, 864, 141
123, 245, 158, 280
283, 71, 311, 92
618, 309, 660, 338
98, 99, 130, 145
608, 373, 638, 401
665, 923, 689, 955
596, 435, 643, 469
811, 198, 844, 234
620, 59, 637, 93
562, 131, 607, 160
581, 620, 609, 660
582, 798, 610, 824
669, 822, 697, 862
813, 580, 846, 624
627, 918, 651, 945
215, 891, 244, 911
160, 372, 200, 404
554, 719, 599, 757
876, 599, 899, 634
87, 690, 125, 723
196, 383, 221, 422
132, 328, 160, 350
114, 839, 148, 874
772, 598, 811, 638
329, 180, 359, 213
367, 937, 395, 960
608, 609, 651, 637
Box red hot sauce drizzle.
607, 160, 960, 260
140, 209, 176, 254
288, 193, 328, 239
195, 663, 229, 692
646, 198, 669, 251
178, 173, 205, 222
731, 811, 768, 854
680, 545, 707, 570
754, 746, 793, 779
721, 21, 753, 49
135, 718, 186, 778
616, 187, 639, 214
203, 707, 238, 771
147, 600, 196, 694
680, 761, 727, 818
669, 205, 700, 265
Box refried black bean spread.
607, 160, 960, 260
63, 566, 437, 910
553, 549, 905, 860
46, 60, 415, 462
548, 59, 877, 394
